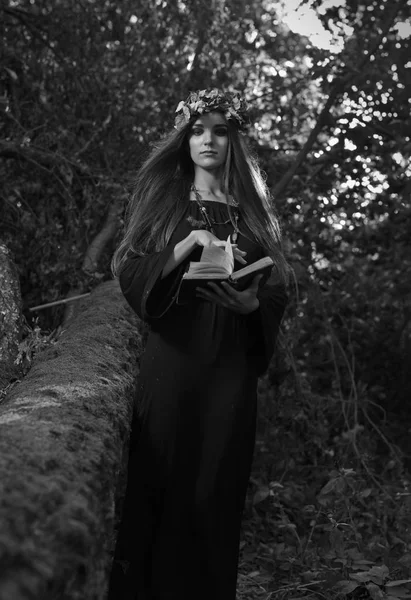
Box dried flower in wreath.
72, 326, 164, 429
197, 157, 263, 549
174, 88, 249, 129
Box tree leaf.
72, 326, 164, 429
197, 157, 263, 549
350, 566, 389, 585
351, 572, 373, 583
320, 477, 344, 495
366, 582, 385, 600
252, 486, 270, 505
386, 581, 411, 588
248, 571, 260, 578
334, 580, 359, 593
4, 67, 19, 82
384, 587, 411, 599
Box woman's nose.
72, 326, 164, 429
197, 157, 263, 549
203, 130, 213, 144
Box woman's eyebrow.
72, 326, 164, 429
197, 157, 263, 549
191, 122, 227, 129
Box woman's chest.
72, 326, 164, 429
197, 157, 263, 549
182, 205, 264, 263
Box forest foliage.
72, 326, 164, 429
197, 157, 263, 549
1, 0, 411, 598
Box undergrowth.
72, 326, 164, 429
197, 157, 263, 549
237, 335, 411, 600
15, 318, 58, 373
0, 319, 57, 402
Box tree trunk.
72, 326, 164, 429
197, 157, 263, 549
0, 279, 143, 600
0, 241, 24, 391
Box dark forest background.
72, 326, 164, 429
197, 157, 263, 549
1, 0, 411, 598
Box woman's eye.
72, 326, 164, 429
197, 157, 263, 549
215, 129, 228, 136
192, 128, 203, 136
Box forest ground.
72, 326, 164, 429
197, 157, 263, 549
235, 376, 411, 600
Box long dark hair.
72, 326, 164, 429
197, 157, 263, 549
112, 114, 289, 283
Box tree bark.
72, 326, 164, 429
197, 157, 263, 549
82, 200, 123, 276
0, 279, 143, 600
62, 198, 124, 327
0, 241, 24, 392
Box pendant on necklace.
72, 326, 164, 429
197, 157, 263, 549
232, 212, 239, 243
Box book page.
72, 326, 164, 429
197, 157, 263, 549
184, 262, 228, 279
199, 238, 234, 274
224, 235, 234, 261
183, 238, 235, 279
230, 256, 273, 280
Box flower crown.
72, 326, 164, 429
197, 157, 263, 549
174, 88, 249, 129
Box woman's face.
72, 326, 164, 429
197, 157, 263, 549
188, 111, 229, 171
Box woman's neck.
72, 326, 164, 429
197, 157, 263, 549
193, 169, 223, 196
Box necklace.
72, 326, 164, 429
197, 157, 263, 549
191, 185, 241, 242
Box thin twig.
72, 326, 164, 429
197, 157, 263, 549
271, 580, 327, 593
74, 113, 112, 158
28, 293, 90, 312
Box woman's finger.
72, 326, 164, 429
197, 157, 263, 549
196, 287, 230, 308
233, 249, 247, 264
206, 282, 239, 304
207, 282, 228, 297
219, 282, 239, 297
246, 274, 264, 291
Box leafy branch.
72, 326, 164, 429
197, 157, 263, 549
272, 0, 406, 199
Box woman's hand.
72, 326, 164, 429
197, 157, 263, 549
196, 274, 263, 314
191, 229, 223, 248
191, 229, 247, 264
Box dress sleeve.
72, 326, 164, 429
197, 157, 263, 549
246, 282, 288, 377
119, 245, 188, 322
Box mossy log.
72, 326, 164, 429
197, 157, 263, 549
0, 242, 24, 390
0, 280, 143, 600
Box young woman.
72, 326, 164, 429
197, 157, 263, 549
108, 88, 289, 600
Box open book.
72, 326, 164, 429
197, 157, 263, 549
177, 236, 273, 304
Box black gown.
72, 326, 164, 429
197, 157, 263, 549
109, 200, 287, 600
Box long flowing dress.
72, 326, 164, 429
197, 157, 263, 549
108, 200, 288, 600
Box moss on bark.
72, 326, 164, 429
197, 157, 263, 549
0, 242, 24, 390
0, 280, 143, 600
